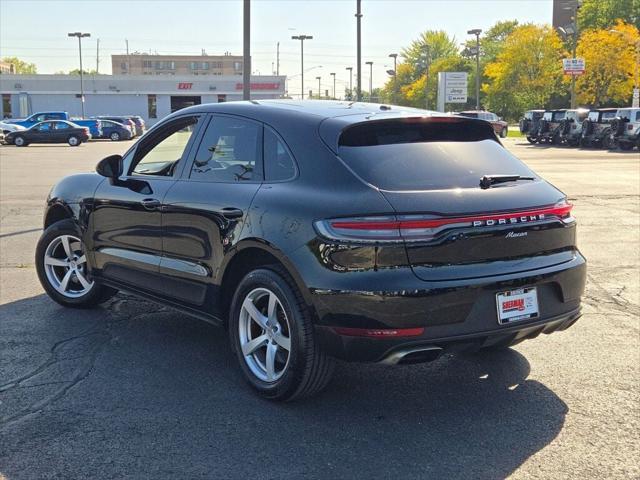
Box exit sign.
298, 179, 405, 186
178, 82, 193, 90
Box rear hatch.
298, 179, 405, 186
332, 116, 577, 281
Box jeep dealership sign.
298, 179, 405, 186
563, 58, 585, 75
436, 72, 468, 112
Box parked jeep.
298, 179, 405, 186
519, 109, 544, 143
580, 108, 618, 148
536, 109, 567, 144
559, 108, 589, 146
610, 107, 640, 151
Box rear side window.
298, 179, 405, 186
264, 128, 296, 181
337, 119, 533, 191
190, 115, 261, 182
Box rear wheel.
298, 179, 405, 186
619, 141, 634, 151
526, 135, 537, 144
500, 126, 508, 138
110, 132, 121, 141
68, 135, 80, 146
229, 267, 334, 401
14, 135, 27, 147
36, 219, 117, 308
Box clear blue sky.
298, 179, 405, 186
0, 0, 553, 96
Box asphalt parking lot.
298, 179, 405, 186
0, 138, 638, 479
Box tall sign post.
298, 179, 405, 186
436, 72, 468, 112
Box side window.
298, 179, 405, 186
190, 116, 261, 182
55, 122, 69, 130
264, 128, 296, 181
130, 115, 199, 177
636, 111, 640, 122
35, 114, 46, 122
37, 122, 52, 131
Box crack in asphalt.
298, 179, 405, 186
0, 296, 166, 427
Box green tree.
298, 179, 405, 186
1, 57, 37, 74
578, 0, 640, 30
483, 24, 567, 121
401, 30, 459, 81
67, 68, 98, 75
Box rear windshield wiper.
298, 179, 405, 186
479, 174, 535, 189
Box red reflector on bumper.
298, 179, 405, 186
333, 327, 425, 338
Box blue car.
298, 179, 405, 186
98, 120, 133, 141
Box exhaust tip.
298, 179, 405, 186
381, 346, 443, 365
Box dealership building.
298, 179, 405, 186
0, 74, 286, 125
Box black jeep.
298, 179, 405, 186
580, 108, 617, 148
536, 110, 567, 144
519, 109, 544, 143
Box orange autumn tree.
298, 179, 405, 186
576, 21, 640, 106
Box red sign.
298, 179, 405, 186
235, 82, 281, 90
178, 82, 193, 90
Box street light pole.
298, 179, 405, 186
366, 61, 373, 99
330, 72, 336, 99
316, 76, 321, 98
292, 34, 313, 99
242, 0, 251, 100
68, 32, 90, 118
355, 0, 362, 101
388, 53, 398, 104
467, 28, 482, 110
346, 67, 353, 99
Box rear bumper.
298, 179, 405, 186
309, 251, 586, 362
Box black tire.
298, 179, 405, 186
36, 219, 117, 308
13, 135, 27, 147
619, 141, 634, 151
68, 135, 81, 147
500, 126, 508, 138
229, 266, 335, 401
526, 135, 537, 144
110, 131, 121, 141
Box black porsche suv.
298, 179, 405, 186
36, 101, 586, 400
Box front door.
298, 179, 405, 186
30, 121, 53, 143
161, 114, 263, 314
90, 114, 203, 293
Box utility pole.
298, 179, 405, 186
292, 34, 313, 99
243, 0, 251, 100
467, 29, 482, 110
316, 76, 321, 98
330, 72, 336, 99
366, 61, 373, 99
355, 0, 362, 101
276, 41, 280, 76
96, 38, 100, 74
388, 53, 398, 104
422, 46, 430, 110
125, 39, 130, 74
346, 67, 353, 99
68, 32, 90, 118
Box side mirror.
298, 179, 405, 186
96, 154, 123, 178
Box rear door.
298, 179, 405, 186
160, 114, 263, 312
334, 117, 576, 281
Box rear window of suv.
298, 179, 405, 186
337, 118, 534, 191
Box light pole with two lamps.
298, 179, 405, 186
67, 32, 91, 118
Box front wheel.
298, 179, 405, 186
68, 135, 81, 146
36, 219, 117, 308
229, 267, 334, 401
14, 135, 27, 147
500, 126, 508, 138
526, 135, 537, 144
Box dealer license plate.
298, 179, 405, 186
496, 287, 539, 325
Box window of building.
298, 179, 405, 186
143, 60, 152, 69
190, 61, 198, 70
2, 94, 12, 118
234, 61, 242, 72
148, 94, 157, 119
190, 116, 261, 182
202, 62, 209, 70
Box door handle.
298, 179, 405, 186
219, 207, 244, 220
141, 198, 161, 210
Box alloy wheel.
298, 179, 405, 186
238, 287, 292, 382
43, 234, 94, 298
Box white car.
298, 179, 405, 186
612, 108, 640, 151
0, 121, 27, 135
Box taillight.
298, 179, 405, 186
314, 202, 574, 243
628, 124, 634, 130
